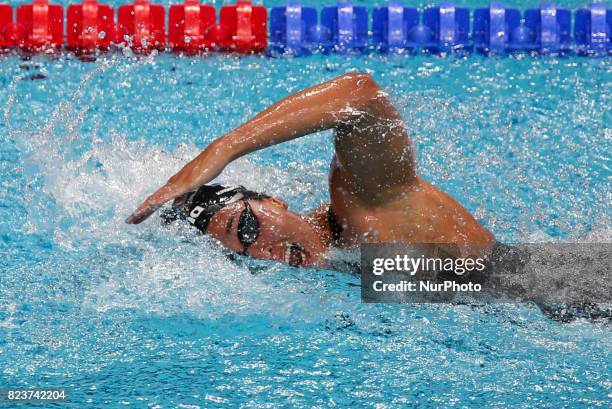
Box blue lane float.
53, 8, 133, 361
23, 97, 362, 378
523, 3, 572, 53
473, 3, 521, 54
372, 1, 418, 52
321, 0, 368, 52
575, 2, 611, 55
422, 3, 470, 52
269, 0, 610, 56
270, 0, 319, 54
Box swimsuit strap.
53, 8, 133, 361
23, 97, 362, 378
327, 207, 344, 244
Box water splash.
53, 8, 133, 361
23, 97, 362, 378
2, 57, 339, 321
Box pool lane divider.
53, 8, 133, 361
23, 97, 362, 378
0, 0, 610, 56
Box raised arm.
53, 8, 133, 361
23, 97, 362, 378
126, 73, 415, 224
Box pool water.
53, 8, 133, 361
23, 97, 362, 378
1, 1, 611, 408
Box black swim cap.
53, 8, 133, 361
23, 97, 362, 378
160, 184, 269, 233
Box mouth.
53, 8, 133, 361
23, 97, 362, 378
285, 243, 311, 267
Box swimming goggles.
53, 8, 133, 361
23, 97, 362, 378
161, 184, 268, 255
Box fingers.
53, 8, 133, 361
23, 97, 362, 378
125, 155, 213, 224
124, 197, 163, 224
125, 183, 184, 224
124, 202, 157, 225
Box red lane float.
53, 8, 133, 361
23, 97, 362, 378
67, 0, 122, 51
15, 0, 64, 51
118, 0, 165, 52
218, 1, 267, 53
169, 0, 216, 53
0, 4, 13, 49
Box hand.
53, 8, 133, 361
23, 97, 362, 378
125, 144, 227, 224
124, 178, 191, 224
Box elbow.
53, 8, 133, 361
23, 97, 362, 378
342, 72, 380, 92
338, 72, 382, 107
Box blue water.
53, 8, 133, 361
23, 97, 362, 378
1, 1, 611, 408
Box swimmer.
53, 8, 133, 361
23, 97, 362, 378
126, 73, 496, 268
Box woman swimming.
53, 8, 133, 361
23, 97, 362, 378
126, 73, 496, 268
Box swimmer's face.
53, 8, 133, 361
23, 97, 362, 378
204, 198, 325, 267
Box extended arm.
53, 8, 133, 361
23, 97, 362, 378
126, 73, 415, 224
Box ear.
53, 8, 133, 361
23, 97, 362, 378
268, 197, 289, 210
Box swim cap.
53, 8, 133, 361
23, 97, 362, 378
160, 184, 269, 233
